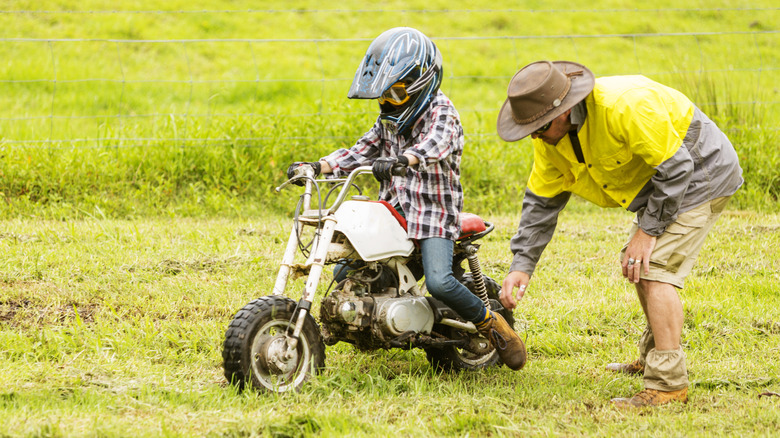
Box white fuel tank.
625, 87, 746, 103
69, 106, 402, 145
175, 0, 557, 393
333, 200, 414, 261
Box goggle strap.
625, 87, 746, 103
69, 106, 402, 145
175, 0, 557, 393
406, 64, 439, 94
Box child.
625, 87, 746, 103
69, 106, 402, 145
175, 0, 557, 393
287, 27, 525, 370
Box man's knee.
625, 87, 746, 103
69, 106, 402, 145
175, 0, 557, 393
637, 279, 676, 296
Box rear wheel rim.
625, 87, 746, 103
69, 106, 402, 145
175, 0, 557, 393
453, 338, 497, 367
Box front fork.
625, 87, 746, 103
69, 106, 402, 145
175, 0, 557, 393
279, 216, 337, 353
272, 179, 314, 296
272, 225, 300, 296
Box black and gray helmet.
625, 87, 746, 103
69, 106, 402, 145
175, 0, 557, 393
348, 27, 443, 135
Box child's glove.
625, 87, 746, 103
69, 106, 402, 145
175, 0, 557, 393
286, 161, 321, 186
372, 156, 409, 181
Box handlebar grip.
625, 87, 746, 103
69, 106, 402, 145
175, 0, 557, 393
391, 164, 408, 176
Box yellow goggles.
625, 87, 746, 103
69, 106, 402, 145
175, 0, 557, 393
377, 82, 410, 106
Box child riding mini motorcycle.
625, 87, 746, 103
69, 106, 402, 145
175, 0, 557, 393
222, 28, 526, 393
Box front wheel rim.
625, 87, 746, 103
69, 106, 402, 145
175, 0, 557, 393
250, 319, 312, 392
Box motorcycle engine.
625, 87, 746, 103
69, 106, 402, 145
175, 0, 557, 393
320, 263, 435, 349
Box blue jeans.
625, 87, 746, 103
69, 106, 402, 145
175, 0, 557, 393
332, 238, 486, 323
420, 237, 486, 323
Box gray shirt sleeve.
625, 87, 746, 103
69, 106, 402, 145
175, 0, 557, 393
636, 145, 694, 236
630, 106, 743, 236
509, 189, 571, 276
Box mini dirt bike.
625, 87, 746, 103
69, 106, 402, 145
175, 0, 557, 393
222, 164, 516, 393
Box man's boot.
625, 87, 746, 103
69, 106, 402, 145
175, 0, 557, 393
611, 388, 688, 408
475, 310, 526, 370
606, 359, 644, 375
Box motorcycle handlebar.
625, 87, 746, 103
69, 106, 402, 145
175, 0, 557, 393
277, 165, 375, 212
277, 164, 411, 213
276, 163, 318, 192
391, 164, 408, 177
326, 166, 375, 211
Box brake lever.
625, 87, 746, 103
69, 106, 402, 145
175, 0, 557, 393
276, 179, 295, 192
277, 164, 318, 191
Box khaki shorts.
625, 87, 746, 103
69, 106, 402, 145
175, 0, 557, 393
621, 197, 730, 288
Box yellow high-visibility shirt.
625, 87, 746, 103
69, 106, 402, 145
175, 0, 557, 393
527, 75, 695, 209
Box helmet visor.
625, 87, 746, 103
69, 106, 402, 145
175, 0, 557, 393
377, 82, 410, 106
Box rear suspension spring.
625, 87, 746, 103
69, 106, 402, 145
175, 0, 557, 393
466, 247, 490, 307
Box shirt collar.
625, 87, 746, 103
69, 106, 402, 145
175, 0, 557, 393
570, 100, 588, 132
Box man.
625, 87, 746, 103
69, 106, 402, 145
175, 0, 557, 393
496, 60, 742, 407
287, 27, 526, 371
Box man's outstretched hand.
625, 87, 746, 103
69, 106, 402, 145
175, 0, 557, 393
500, 271, 530, 310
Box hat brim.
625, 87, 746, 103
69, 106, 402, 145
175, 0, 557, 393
497, 61, 595, 142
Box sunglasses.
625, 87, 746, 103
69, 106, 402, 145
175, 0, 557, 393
533, 121, 553, 135
378, 82, 410, 106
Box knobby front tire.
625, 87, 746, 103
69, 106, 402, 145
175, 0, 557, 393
222, 296, 326, 393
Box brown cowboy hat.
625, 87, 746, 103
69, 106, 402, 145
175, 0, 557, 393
497, 60, 595, 142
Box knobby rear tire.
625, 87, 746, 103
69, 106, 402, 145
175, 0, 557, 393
425, 273, 516, 371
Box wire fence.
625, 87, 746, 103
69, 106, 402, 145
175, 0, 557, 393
2, 7, 778, 14
0, 7, 778, 150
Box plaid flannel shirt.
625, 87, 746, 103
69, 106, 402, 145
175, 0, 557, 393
321, 91, 464, 241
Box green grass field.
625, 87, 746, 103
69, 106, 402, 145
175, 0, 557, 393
1, 208, 778, 436
1, 1, 779, 437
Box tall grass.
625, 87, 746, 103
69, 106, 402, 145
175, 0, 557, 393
2, 88, 775, 219
675, 73, 780, 210
1, 1, 778, 218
